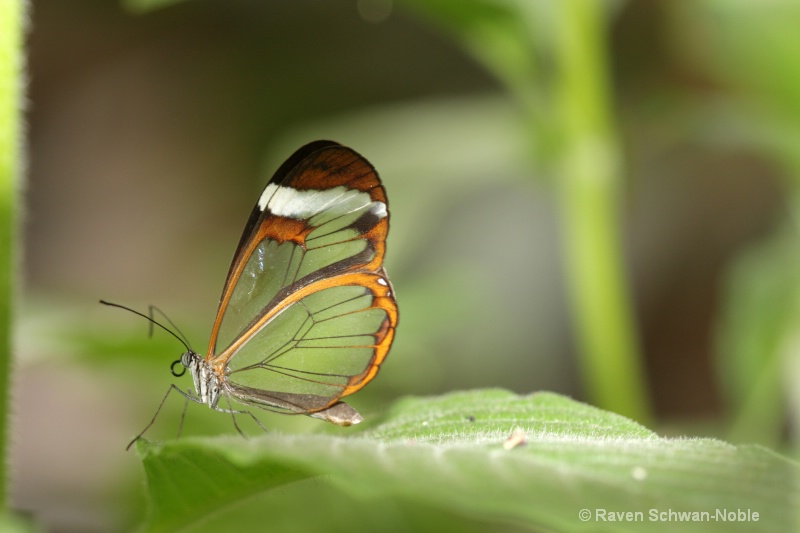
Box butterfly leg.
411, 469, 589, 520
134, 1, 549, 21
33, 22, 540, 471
225, 396, 246, 438
213, 397, 269, 437
126, 384, 203, 451
176, 391, 191, 440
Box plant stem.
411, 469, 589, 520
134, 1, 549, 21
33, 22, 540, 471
0, 0, 25, 508
553, 0, 651, 423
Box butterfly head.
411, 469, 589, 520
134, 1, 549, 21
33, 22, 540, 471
174, 350, 222, 408
178, 350, 200, 370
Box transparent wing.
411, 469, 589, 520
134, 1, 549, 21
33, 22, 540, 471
218, 271, 397, 414
207, 141, 390, 358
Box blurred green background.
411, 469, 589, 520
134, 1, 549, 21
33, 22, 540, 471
13, 0, 800, 531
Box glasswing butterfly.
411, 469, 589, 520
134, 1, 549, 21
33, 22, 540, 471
106, 140, 397, 448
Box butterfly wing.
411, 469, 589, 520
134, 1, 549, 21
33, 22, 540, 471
206, 141, 396, 419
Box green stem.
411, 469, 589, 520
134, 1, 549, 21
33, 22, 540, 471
553, 0, 651, 423
0, 0, 25, 508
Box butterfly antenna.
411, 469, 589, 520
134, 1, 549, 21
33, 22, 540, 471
148, 304, 193, 352
99, 300, 192, 353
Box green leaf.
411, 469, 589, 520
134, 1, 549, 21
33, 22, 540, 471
400, 0, 545, 105
0, 0, 25, 511
671, 0, 800, 116
122, 0, 188, 14
139, 390, 798, 532
0, 512, 43, 533
716, 229, 800, 446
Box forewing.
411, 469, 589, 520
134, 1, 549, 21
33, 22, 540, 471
219, 271, 397, 413
207, 141, 389, 358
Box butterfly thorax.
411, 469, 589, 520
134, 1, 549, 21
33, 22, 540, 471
181, 351, 222, 409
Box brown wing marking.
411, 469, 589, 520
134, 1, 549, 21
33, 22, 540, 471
205, 143, 389, 361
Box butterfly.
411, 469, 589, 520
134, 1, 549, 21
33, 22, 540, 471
107, 140, 397, 447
